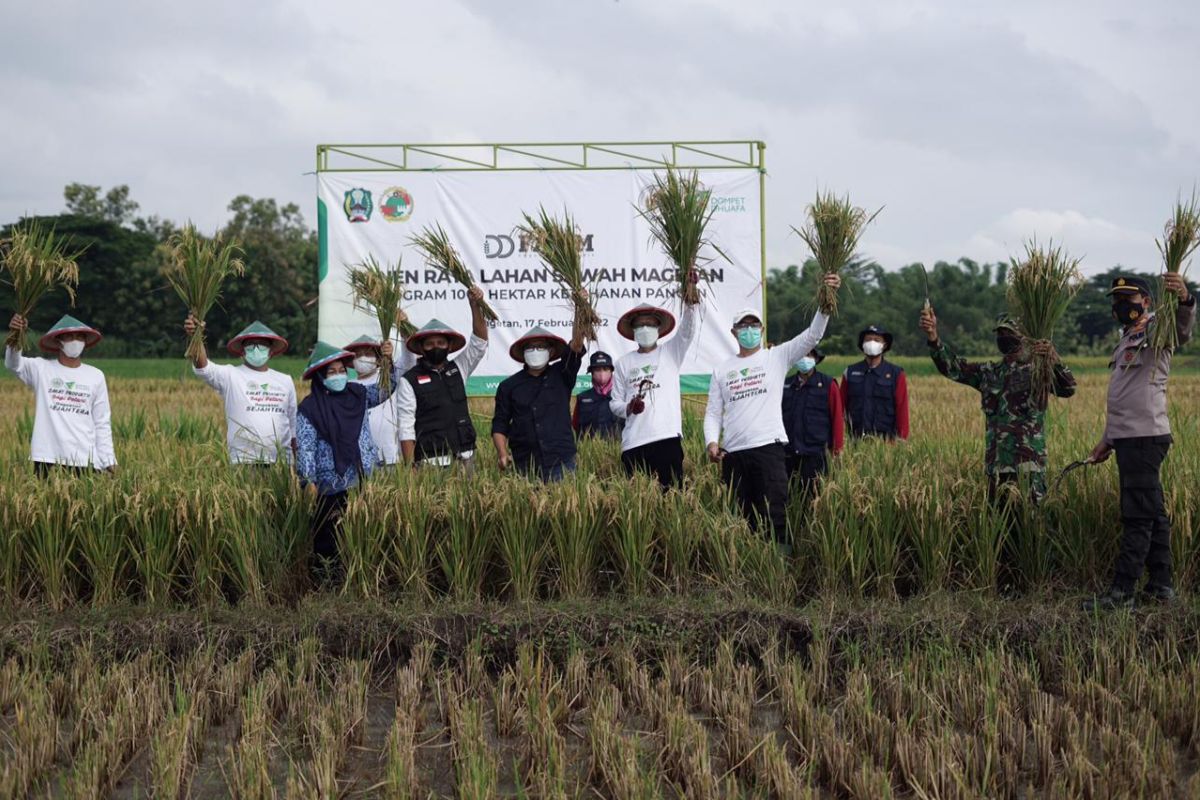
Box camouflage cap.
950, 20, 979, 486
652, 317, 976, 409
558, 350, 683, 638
993, 314, 1021, 333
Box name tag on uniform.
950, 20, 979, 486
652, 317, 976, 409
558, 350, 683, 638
417, 375, 432, 384
581, 397, 593, 403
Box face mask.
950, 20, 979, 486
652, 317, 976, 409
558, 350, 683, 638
524, 347, 550, 369
591, 370, 613, 390
737, 327, 763, 349
324, 373, 348, 393
1113, 300, 1144, 326
244, 344, 270, 368
862, 341, 885, 357
60, 340, 86, 359
353, 356, 377, 376
634, 326, 659, 348
796, 357, 816, 374
424, 347, 449, 366
996, 335, 1021, 355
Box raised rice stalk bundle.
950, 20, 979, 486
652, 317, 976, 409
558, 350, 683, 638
346, 254, 416, 395
408, 222, 498, 321
519, 207, 601, 341
1, 219, 84, 350
793, 190, 880, 315
162, 224, 244, 361
640, 168, 726, 306
1151, 194, 1200, 352
1006, 240, 1084, 409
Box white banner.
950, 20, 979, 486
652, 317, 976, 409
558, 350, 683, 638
317, 170, 763, 393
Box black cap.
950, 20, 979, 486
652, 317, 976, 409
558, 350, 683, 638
587, 351, 614, 372
857, 325, 894, 352
1106, 276, 1153, 297
809, 347, 826, 365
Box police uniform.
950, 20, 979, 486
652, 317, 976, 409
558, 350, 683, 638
841, 325, 910, 440
1091, 275, 1196, 607
780, 348, 843, 501
573, 351, 622, 439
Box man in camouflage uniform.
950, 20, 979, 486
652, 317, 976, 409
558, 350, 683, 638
919, 308, 1076, 503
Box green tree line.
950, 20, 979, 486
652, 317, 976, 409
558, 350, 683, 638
1, 184, 1186, 357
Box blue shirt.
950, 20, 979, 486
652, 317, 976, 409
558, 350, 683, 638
295, 370, 397, 495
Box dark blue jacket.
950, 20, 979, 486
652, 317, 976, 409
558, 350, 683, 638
782, 370, 839, 456
573, 387, 622, 439
492, 348, 585, 470
842, 359, 909, 439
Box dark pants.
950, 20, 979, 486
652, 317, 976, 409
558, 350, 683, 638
722, 443, 790, 542
622, 437, 684, 491
311, 491, 349, 572
1111, 436, 1173, 593
786, 451, 828, 502
34, 462, 91, 479
987, 471, 1046, 589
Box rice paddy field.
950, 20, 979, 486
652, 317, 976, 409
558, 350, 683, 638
2, 355, 1199, 798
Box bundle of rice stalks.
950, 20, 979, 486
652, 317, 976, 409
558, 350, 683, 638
1151, 194, 1200, 352
639, 169, 727, 306
1, 220, 84, 350
792, 190, 881, 315
408, 222, 498, 321
162, 224, 244, 361
519, 207, 601, 341
346, 255, 416, 395
1006, 240, 1083, 408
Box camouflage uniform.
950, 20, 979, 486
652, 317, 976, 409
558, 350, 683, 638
928, 333, 1076, 502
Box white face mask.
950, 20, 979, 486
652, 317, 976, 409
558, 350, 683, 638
862, 341, 885, 357
243, 344, 271, 368
524, 347, 550, 369
634, 326, 659, 348
60, 340, 86, 359
353, 355, 378, 376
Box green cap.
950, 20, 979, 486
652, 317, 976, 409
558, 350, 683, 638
344, 334, 382, 351
508, 325, 567, 363
303, 341, 354, 379
405, 318, 466, 355
227, 321, 288, 357
39, 315, 102, 352
994, 314, 1021, 333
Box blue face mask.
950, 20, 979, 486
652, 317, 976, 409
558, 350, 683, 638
737, 327, 762, 349
324, 373, 349, 393
796, 357, 817, 374
244, 344, 271, 368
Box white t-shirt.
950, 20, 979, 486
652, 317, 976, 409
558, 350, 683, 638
703, 312, 829, 453
193, 362, 297, 464
396, 333, 488, 463
609, 303, 698, 452
351, 349, 415, 466
5, 347, 117, 468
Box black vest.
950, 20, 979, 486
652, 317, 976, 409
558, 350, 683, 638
844, 359, 901, 437
574, 388, 622, 438
403, 360, 476, 460
781, 370, 833, 456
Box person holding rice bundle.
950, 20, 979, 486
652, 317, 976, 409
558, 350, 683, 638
609, 301, 699, 490
295, 339, 398, 580
703, 273, 840, 549
491, 308, 587, 482
6, 313, 116, 476
343, 333, 417, 467
1084, 273, 1195, 611
183, 316, 297, 465
397, 285, 490, 471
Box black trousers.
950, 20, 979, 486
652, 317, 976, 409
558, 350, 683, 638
622, 437, 684, 491
786, 452, 828, 502
1111, 436, 1173, 593
722, 443, 790, 542
34, 462, 92, 479
311, 491, 349, 566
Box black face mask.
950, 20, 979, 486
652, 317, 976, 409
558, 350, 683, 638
996, 334, 1021, 355
1112, 300, 1144, 326
424, 347, 449, 366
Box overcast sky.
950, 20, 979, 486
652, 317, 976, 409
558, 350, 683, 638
3, 0, 1197, 275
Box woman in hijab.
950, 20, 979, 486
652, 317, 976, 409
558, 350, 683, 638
295, 340, 397, 581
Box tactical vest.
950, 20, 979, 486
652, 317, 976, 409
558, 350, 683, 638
844, 359, 902, 437
781, 370, 833, 456
575, 388, 622, 438
403, 361, 477, 460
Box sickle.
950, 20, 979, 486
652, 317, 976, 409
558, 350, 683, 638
1050, 459, 1092, 496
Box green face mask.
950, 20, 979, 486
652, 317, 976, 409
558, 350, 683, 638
244, 344, 271, 368
737, 327, 762, 349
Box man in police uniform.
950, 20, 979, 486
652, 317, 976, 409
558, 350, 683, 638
397, 285, 490, 471
781, 347, 843, 502
573, 351, 622, 439
1085, 274, 1195, 610
920, 309, 1076, 504
841, 325, 909, 440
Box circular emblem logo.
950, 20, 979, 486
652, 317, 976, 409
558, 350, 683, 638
379, 187, 414, 222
